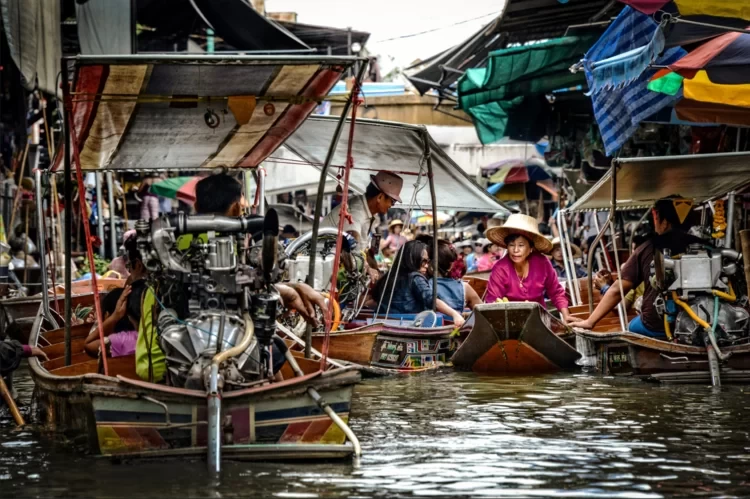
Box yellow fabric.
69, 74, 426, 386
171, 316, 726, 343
495, 183, 525, 201
489, 166, 513, 184
675, 0, 750, 20
624, 282, 644, 305
135, 287, 166, 383
684, 71, 750, 108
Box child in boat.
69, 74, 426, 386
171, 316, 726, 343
84, 282, 144, 358
484, 214, 572, 324
431, 238, 482, 313
372, 240, 465, 327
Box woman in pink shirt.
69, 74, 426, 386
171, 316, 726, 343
484, 214, 571, 323
475, 240, 499, 272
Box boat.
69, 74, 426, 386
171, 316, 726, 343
279, 116, 506, 374
451, 302, 580, 374
29, 53, 370, 469
565, 152, 750, 385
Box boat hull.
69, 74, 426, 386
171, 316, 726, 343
451, 302, 580, 374
576, 331, 750, 383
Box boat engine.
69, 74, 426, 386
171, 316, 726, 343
134, 210, 284, 390
659, 244, 750, 346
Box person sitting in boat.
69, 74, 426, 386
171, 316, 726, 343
83, 282, 147, 358
1, 304, 47, 377
549, 237, 587, 280
372, 240, 465, 327
432, 238, 482, 312
484, 214, 572, 324
381, 219, 407, 252
592, 232, 650, 313
134, 173, 326, 383
476, 239, 501, 272
568, 196, 703, 337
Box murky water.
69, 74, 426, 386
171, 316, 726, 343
2, 367, 750, 498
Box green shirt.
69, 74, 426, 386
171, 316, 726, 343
135, 287, 166, 383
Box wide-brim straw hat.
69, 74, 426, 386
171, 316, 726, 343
389, 219, 404, 229
486, 214, 553, 254
550, 237, 582, 259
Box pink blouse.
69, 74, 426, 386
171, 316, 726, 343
484, 252, 568, 311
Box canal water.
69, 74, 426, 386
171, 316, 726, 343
2, 368, 750, 498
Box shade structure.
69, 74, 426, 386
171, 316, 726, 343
568, 152, 750, 212
282, 116, 507, 213
457, 36, 596, 145
621, 0, 750, 19
660, 28, 750, 85
55, 54, 358, 171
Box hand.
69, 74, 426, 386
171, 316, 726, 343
567, 316, 595, 330
452, 313, 466, 329
593, 270, 613, 290
289, 282, 329, 325
277, 284, 319, 328
114, 285, 131, 319
30, 346, 49, 362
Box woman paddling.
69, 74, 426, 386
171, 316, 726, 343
484, 214, 572, 324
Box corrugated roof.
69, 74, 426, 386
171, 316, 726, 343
406, 0, 620, 96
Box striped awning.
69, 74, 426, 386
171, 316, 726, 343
57, 55, 358, 171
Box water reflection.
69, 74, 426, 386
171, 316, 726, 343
2, 368, 750, 498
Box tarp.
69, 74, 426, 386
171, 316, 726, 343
76, 0, 132, 55
283, 116, 507, 213
55, 55, 357, 171
568, 152, 750, 211
458, 36, 596, 145
0, 0, 61, 94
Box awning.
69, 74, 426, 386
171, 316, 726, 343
458, 36, 596, 144
282, 116, 508, 213
56, 54, 357, 171
406, 0, 620, 96
568, 152, 750, 211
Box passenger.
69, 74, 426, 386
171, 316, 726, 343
568, 196, 702, 337
475, 239, 500, 272
593, 233, 649, 312
434, 240, 482, 312
323, 170, 403, 246
465, 241, 481, 272
1, 305, 47, 376
373, 240, 465, 327
484, 214, 572, 323
549, 237, 587, 280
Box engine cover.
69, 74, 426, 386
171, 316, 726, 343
159, 310, 261, 389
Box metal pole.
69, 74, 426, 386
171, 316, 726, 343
423, 130, 438, 312
561, 209, 582, 305
725, 191, 736, 249
34, 170, 56, 327
107, 172, 117, 259
592, 212, 612, 272
95, 173, 105, 258
557, 209, 578, 307
609, 219, 628, 332
305, 60, 368, 358
243, 170, 253, 214
257, 169, 266, 216
586, 164, 617, 314
62, 59, 72, 367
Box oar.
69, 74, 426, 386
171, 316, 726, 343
0, 376, 24, 426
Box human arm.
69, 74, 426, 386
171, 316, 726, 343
437, 298, 465, 328
276, 284, 321, 328
463, 282, 482, 310
1, 340, 47, 375
542, 256, 572, 323
484, 263, 508, 303
567, 278, 635, 329
410, 274, 465, 326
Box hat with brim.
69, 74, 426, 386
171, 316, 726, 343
486, 214, 553, 254
550, 237, 582, 259
389, 219, 404, 229
370, 171, 403, 203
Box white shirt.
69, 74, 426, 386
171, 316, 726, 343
323, 195, 375, 244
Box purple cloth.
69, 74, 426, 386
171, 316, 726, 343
109, 330, 138, 358
485, 252, 568, 311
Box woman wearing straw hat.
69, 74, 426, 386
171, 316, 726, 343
484, 214, 572, 323
382, 219, 407, 252
549, 237, 587, 280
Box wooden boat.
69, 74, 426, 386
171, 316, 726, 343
309, 322, 462, 375
575, 330, 750, 384
451, 302, 580, 374
29, 314, 361, 459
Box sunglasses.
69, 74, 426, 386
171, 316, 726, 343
421, 258, 430, 266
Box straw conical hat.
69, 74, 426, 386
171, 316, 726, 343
550, 237, 582, 259
486, 214, 552, 253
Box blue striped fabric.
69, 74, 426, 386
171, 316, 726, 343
583, 6, 686, 156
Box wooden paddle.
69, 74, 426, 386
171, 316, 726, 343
0, 375, 24, 426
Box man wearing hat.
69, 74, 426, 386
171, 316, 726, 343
569, 196, 704, 337
549, 237, 586, 280
323, 170, 403, 246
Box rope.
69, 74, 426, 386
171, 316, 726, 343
66, 105, 109, 377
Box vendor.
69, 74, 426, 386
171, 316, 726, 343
484, 214, 572, 323
568, 196, 702, 337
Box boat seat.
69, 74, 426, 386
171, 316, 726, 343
99, 354, 139, 380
